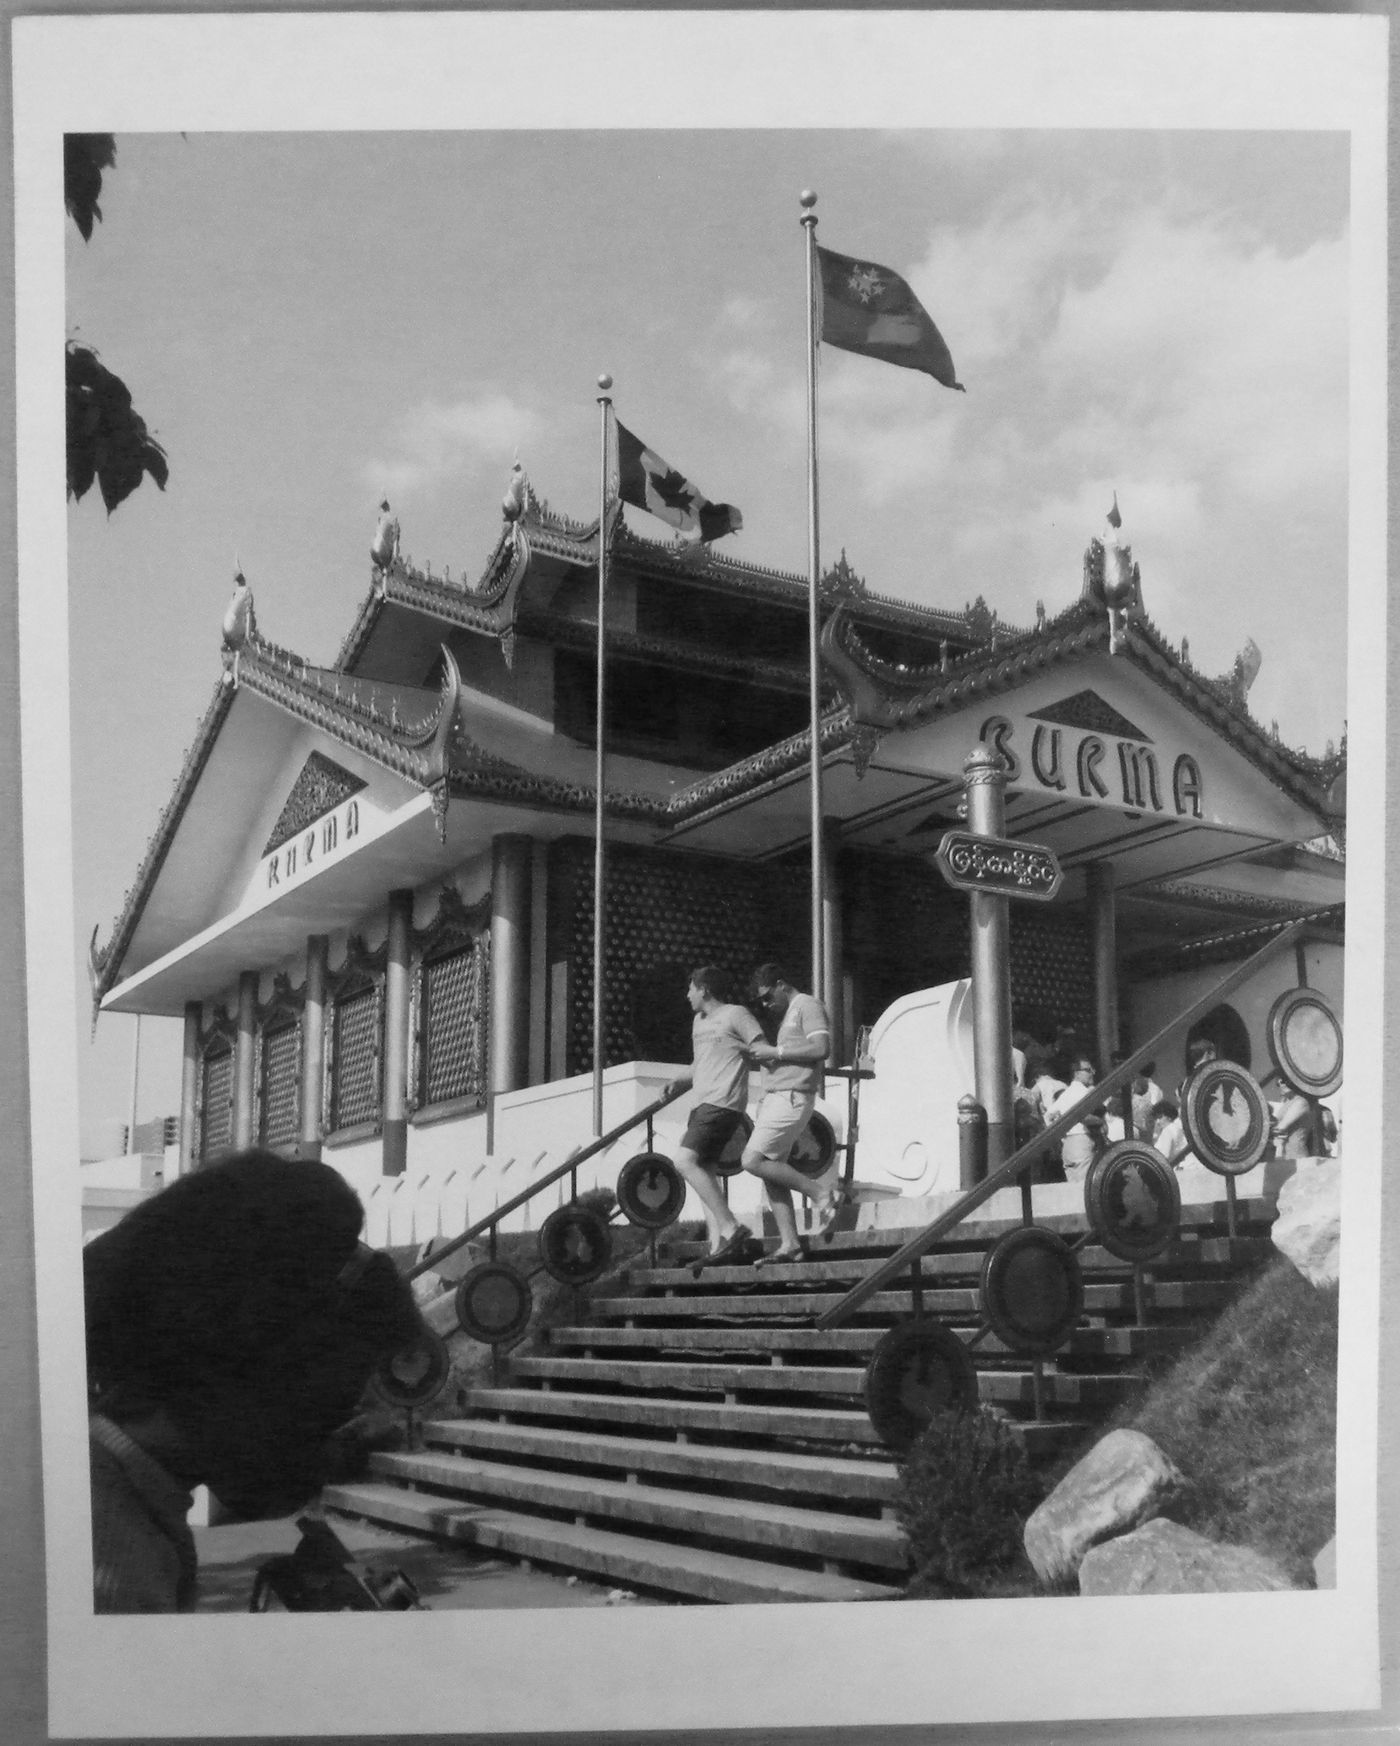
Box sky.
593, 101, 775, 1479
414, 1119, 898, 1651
65, 126, 1352, 1139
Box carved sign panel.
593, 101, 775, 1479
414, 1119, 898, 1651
935, 830, 1063, 902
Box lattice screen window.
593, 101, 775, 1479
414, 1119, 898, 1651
259, 1019, 300, 1148
199, 1040, 233, 1160
419, 939, 488, 1108
330, 982, 381, 1130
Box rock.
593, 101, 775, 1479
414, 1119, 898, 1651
1024, 1428, 1185, 1586
1313, 1536, 1336, 1589
1271, 1156, 1341, 1287
1079, 1517, 1299, 1594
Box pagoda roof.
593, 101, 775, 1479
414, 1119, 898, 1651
334, 483, 981, 681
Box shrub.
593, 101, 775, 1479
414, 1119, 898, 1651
895, 1407, 1043, 1597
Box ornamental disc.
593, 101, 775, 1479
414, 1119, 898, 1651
789, 1110, 838, 1181
454, 1260, 533, 1347
1084, 1141, 1182, 1263
979, 1226, 1084, 1355
1266, 987, 1343, 1099
370, 1327, 450, 1409
1180, 1061, 1272, 1176
863, 1319, 978, 1452
616, 1151, 686, 1229
538, 1204, 614, 1285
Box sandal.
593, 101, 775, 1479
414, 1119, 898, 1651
814, 1190, 847, 1241
753, 1245, 806, 1268
691, 1224, 753, 1274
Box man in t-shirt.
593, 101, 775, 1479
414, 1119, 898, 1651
739, 962, 839, 1265
664, 966, 766, 1266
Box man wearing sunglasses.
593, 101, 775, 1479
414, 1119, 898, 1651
740, 962, 840, 1264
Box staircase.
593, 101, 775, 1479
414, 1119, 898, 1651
323, 1188, 1277, 1604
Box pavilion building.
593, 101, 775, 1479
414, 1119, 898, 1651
88, 472, 1345, 1234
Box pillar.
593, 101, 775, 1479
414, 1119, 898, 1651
299, 934, 328, 1159
382, 889, 413, 1177
179, 1002, 201, 1176
232, 971, 257, 1150
821, 824, 844, 1064
964, 746, 1015, 1172
490, 835, 532, 1097
1087, 861, 1118, 1080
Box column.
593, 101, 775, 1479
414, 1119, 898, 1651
527, 838, 550, 1086
299, 935, 328, 1160
490, 835, 532, 1098
821, 823, 844, 1063
382, 890, 413, 1177
179, 1002, 200, 1175
1087, 861, 1118, 1081
232, 970, 258, 1150
964, 746, 1015, 1172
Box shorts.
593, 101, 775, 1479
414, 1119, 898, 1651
680, 1103, 748, 1167
746, 1090, 816, 1163
1061, 1131, 1096, 1177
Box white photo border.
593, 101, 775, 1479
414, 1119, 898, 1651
14, 9, 1387, 1737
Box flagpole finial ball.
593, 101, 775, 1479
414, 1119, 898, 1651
597, 374, 613, 393
799, 190, 817, 210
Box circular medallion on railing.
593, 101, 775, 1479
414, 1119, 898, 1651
616, 1151, 686, 1229
1084, 1141, 1182, 1263
1180, 1061, 1271, 1176
710, 1112, 755, 1179
370, 1326, 450, 1409
979, 1226, 1084, 1356
789, 1110, 838, 1181
454, 1260, 533, 1347
1266, 987, 1343, 1099
538, 1204, 614, 1285
864, 1319, 978, 1452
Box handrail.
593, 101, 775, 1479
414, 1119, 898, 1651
814, 915, 1310, 1329
404, 1085, 686, 1280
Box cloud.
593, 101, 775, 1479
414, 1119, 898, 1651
363, 392, 544, 497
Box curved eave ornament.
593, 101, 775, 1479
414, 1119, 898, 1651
405, 645, 464, 843
819, 605, 891, 778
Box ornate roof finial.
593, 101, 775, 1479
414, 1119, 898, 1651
502, 459, 530, 522
371, 498, 400, 571
220, 564, 254, 686
1086, 491, 1141, 654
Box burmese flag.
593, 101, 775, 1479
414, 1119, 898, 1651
817, 244, 964, 391
615, 421, 743, 541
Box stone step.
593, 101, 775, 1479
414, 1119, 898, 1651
419, 1417, 901, 1503
367, 1448, 909, 1569
466, 1387, 1094, 1453
588, 1278, 1234, 1322
544, 1321, 1198, 1364
661, 1200, 1275, 1260
322, 1482, 903, 1604
507, 1354, 1138, 1409
637, 1236, 1270, 1292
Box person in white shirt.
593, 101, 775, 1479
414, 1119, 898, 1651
1050, 1057, 1102, 1179
740, 962, 839, 1265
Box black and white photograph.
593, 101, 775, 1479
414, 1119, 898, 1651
9, 8, 1389, 1739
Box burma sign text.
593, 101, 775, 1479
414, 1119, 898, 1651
935, 831, 1063, 902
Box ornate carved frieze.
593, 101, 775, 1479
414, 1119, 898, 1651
263, 752, 367, 855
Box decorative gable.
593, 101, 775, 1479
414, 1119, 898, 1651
1028, 689, 1152, 743
263, 752, 367, 855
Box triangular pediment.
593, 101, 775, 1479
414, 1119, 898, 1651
263, 752, 367, 855
1027, 689, 1152, 743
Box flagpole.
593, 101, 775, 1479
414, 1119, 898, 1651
592, 373, 613, 1138
800, 190, 824, 1011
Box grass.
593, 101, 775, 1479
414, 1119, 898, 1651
1114, 1256, 1338, 1583
899, 1256, 1338, 1596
